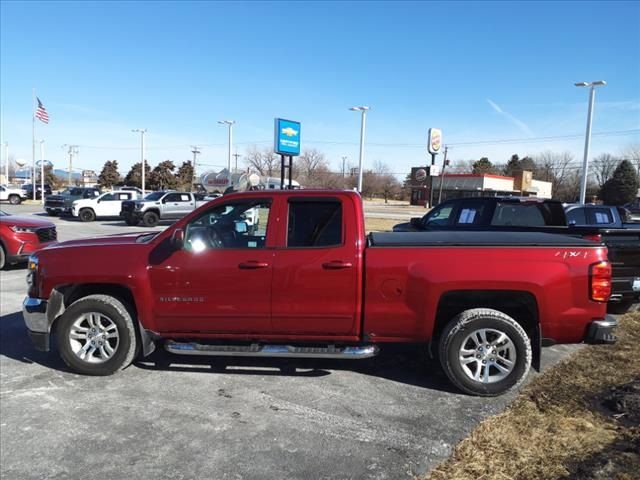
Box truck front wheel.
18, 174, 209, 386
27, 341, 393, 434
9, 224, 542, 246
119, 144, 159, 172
57, 294, 138, 376
79, 208, 96, 222
142, 211, 159, 227
438, 308, 532, 397
8, 194, 21, 205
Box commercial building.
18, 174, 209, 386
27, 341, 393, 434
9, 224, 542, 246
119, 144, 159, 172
407, 169, 552, 206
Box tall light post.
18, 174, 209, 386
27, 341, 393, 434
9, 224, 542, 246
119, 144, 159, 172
39, 140, 45, 205
3, 142, 8, 184
349, 106, 369, 193
132, 129, 147, 196
575, 80, 606, 204
218, 120, 235, 174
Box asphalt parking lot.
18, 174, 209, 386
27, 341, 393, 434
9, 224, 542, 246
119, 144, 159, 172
1, 203, 580, 480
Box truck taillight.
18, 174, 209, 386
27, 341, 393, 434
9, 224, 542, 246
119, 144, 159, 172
589, 261, 611, 302
584, 234, 602, 242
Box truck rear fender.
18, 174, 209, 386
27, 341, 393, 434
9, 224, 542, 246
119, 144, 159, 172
431, 290, 541, 371
54, 283, 155, 357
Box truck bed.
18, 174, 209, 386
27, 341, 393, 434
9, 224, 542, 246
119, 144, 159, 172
369, 231, 599, 247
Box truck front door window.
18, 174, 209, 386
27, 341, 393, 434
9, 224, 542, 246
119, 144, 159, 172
425, 204, 454, 227
185, 201, 271, 251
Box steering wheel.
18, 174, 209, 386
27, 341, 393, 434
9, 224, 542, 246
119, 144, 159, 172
208, 227, 224, 248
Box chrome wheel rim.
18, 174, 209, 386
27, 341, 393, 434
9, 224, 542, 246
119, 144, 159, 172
458, 328, 516, 384
69, 312, 119, 364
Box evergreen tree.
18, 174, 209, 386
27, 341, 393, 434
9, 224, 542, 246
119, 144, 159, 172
600, 160, 640, 205
98, 160, 121, 188
472, 157, 494, 174
176, 160, 194, 191
123, 162, 151, 188
147, 160, 178, 190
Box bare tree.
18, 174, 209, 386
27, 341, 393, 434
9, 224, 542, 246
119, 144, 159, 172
532, 151, 575, 199
295, 148, 328, 185
590, 153, 620, 188
621, 143, 640, 175
244, 146, 280, 177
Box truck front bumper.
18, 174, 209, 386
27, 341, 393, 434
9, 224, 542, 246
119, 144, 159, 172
584, 315, 618, 344
22, 292, 64, 352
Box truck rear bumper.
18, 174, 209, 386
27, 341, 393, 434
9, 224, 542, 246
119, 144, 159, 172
584, 316, 618, 344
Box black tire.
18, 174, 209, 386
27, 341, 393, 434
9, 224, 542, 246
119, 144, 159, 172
8, 194, 21, 205
142, 211, 159, 227
79, 208, 96, 222
124, 216, 139, 226
0, 244, 5, 270
438, 308, 532, 397
56, 294, 138, 376
46, 210, 59, 217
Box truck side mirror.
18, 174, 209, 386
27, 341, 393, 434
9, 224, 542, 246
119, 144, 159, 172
171, 229, 185, 250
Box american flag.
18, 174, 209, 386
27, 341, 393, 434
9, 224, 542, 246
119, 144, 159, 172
35, 97, 49, 124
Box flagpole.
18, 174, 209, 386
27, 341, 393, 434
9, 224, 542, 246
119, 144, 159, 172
32, 88, 36, 200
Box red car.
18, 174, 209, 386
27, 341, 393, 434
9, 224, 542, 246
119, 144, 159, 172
0, 210, 57, 269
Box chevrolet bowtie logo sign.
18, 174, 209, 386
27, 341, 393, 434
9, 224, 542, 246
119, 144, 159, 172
281, 127, 298, 137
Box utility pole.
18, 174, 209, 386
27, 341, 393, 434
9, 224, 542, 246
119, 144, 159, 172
190, 145, 201, 191
342, 156, 347, 178
62, 145, 79, 186
233, 151, 241, 171
437, 145, 450, 205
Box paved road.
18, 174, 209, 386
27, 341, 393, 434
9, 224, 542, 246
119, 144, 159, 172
1, 203, 579, 480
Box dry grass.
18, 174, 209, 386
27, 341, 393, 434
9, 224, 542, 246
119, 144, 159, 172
423, 312, 640, 480
364, 217, 400, 232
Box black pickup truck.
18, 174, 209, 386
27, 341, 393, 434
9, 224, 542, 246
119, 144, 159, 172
393, 196, 640, 312
44, 187, 101, 216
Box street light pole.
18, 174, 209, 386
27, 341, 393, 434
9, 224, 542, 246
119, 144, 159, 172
349, 106, 370, 193
132, 129, 147, 196
39, 140, 45, 205
191, 145, 201, 192
3, 142, 8, 184
575, 80, 606, 204
218, 120, 235, 174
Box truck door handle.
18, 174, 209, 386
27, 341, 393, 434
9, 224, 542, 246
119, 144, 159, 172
322, 261, 353, 270
239, 261, 269, 269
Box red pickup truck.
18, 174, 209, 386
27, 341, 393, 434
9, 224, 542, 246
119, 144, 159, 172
22, 190, 617, 396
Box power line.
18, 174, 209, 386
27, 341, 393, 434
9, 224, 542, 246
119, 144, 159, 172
72, 129, 639, 151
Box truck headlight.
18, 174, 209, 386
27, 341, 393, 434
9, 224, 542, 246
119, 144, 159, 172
11, 226, 37, 233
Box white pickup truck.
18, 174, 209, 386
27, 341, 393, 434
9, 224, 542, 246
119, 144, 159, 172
0, 185, 28, 205
71, 190, 140, 222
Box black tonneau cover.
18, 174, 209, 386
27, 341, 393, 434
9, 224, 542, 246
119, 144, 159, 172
369, 231, 599, 247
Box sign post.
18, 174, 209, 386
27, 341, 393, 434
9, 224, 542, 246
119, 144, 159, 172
427, 128, 442, 207
274, 118, 301, 189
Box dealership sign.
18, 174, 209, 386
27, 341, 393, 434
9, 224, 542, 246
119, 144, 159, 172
428, 128, 442, 155
274, 118, 301, 156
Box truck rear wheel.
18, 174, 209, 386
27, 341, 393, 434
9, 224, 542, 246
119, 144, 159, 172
142, 211, 159, 227
79, 208, 96, 222
438, 308, 531, 397
56, 294, 138, 376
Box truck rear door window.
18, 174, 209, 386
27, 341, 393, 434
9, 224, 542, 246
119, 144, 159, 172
455, 201, 487, 225
491, 202, 553, 227
287, 200, 342, 247
588, 208, 614, 225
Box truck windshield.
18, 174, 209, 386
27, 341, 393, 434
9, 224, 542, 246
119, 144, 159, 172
144, 192, 164, 201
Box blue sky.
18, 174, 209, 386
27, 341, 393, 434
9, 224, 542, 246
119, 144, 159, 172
1, 0, 639, 178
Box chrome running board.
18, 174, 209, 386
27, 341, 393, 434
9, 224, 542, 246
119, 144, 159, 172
164, 341, 378, 359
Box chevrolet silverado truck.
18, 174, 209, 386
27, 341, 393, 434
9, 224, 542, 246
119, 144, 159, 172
44, 187, 101, 216
23, 190, 616, 396
394, 196, 640, 313
120, 191, 208, 227
72, 190, 141, 222
0, 185, 28, 205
